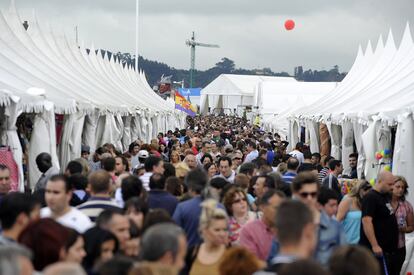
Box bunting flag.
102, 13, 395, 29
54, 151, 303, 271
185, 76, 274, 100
175, 90, 197, 117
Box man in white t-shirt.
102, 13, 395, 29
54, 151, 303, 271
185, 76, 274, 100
140, 156, 165, 191
214, 156, 236, 184
41, 175, 92, 233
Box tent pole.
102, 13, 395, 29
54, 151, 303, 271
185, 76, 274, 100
135, 0, 139, 71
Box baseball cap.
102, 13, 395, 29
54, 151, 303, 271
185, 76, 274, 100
224, 144, 234, 153
137, 150, 149, 159
81, 145, 90, 153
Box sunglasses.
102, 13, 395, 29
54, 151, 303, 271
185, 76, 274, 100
233, 198, 247, 204
0, 177, 10, 181
299, 191, 318, 199
233, 157, 242, 160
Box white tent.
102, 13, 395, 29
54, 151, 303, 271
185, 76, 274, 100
200, 74, 296, 114
288, 23, 414, 206
0, 2, 187, 190
259, 82, 336, 137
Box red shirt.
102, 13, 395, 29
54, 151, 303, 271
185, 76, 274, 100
238, 219, 273, 260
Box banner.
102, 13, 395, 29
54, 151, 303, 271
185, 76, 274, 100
175, 91, 197, 117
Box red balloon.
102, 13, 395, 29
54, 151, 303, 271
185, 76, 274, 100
285, 19, 295, 31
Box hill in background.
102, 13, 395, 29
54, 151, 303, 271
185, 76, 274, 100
102, 50, 347, 88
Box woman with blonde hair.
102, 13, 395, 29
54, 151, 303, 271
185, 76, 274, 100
184, 199, 229, 275
336, 180, 372, 243
170, 151, 181, 168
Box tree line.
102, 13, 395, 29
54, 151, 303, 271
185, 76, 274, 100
98, 50, 347, 88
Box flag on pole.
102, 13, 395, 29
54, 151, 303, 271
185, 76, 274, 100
175, 91, 196, 117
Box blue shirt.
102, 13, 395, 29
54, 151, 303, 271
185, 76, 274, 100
266, 150, 275, 165
244, 150, 259, 163
173, 196, 204, 247
77, 197, 121, 222
148, 190, 178, 216
282, 172, 297, 185
266, 238, 280, 265
341, 209, 362, 244
173, 196, 224, 247
315, 211, 347, 266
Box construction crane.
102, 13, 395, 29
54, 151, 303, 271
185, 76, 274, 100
186, 31, 219, 88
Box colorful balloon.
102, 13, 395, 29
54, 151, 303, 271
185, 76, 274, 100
384, 165, 391, 172
370, 179, 376, 186
384, 149, 391, 155
284, 19, 295, 31
381, 150, 385, 157
375, 152, 383, 160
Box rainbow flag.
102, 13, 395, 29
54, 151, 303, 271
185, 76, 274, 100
175, 91, 197, 117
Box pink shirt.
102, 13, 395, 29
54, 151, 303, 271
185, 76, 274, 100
395, 200, 414, 248
238, 219, 273, 260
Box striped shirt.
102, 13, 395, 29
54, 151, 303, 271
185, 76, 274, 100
318, 167, 330, 183
77, 197, 121, 223
282, 172, 297, 185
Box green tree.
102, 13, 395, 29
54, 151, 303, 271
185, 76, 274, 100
214, 57, 235, 73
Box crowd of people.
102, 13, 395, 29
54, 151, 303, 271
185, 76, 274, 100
0, 114, 413, 275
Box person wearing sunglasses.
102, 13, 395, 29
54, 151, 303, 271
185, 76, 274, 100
291, 172, 346, 266
231, 151, 243, 172
223, 186, 257, 246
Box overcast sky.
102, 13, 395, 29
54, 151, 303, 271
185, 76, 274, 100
2, 0, 414, 74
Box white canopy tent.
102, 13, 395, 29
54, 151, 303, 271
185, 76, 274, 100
200, 74, 296, 115
0, 2, 187, 190
287, 23, 414, 206
259, 82, 337, 138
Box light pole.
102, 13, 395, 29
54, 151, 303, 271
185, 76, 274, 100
135, 0, 139, 71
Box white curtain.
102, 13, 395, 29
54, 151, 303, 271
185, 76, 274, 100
216, 95, 224, 110
170, 113, 175, 131
122, 116, 132, 152
306, 120, 320, 153
1, 101, 24, 192
393, 113, 414, 205
159, 114, 165, 134
288, 120, 297, 151
200, 94, 209, 114
151, 114, 158, 140
353, 122, 367, 179
96, 114, 123, 148
341, 121, 355, 175
362, 119, 391, 182
130, 114, 141, 142
59, 112, 85, 171
147, 114, 153, 143
327, 122, 342, 160
95, 115, 110, 148
28, 104, 60, 189
140, 114, 148, 143
114, 114, 124, 151
82, 111, 99, 156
